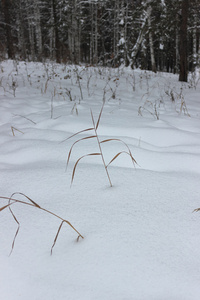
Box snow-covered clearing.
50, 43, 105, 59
0, 60, 200, 300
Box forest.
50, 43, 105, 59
0, 0, 200, 81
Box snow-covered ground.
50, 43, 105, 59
0, 60, 200, 300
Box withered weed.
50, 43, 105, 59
63, 101, 137, 187
0, 192, 83, 255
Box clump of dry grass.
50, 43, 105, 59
63, 101, 137, 187
138, 99, 160, 120
0, 192, 83, 255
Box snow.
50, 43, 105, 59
119, 19, 124, 26
0, 60, 200, 300
118, 37, 125, 46
159, 43, 164, 50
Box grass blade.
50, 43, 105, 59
71, 153, 101, 185
67, 136, 96, 168
100, 138, 137, 165
51, 220, 65, 255
96, 101, 105, 130
10, 192, 41, 208
91, 108, 112, 187
60, 128, 94, 143
9, 225, 20, 256
13, 114, 36, 124
8, 199, 20, 256
106, 151, 136, 167
193, 208, 200, 212
11, 126, 24, 136
0, 203, 13, 211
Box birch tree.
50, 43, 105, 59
147, 2, 156, 72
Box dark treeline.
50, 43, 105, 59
0, 0, 199, 81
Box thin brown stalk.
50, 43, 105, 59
51, 220, 65, 255
67, 136, 96, 168
91, 110, 112, 187
0, 193, 84, 255
0, 203, 13, 211
100, 138, 137, 165
106, 151, 135, 167
193, 208, 200, 212
11, 126, 24, 136
96, 100, 105, 130
60, 128, 94, 144
71, 153, 101, 185
8, 194, 20, 255
13, 114, 36, 124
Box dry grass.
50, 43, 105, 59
0, 192, 84, 255
13, 114, 36, 124
63, 101, 137, 187
11, 126, 24, 136
138, 99, 160, 120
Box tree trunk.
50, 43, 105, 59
26, 0, 35, 61
17, 0, 26, 60
179, 0, 189, 82
68, 0, 80, 64
147, 5, 156, 73
94, 2, 98, 65
175, 14, 179, 74
89, 1, 94, 64
113, 0, 120, 66
34, 0, 43, 60
131, 15, 147, 68
1, 0, 15, 58
192, 10, 198, 71
52, 0, 60, 63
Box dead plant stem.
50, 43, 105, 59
91, 111, 112, 187
0, 196, 84, 239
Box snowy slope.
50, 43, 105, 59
0, 60, 200, 300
